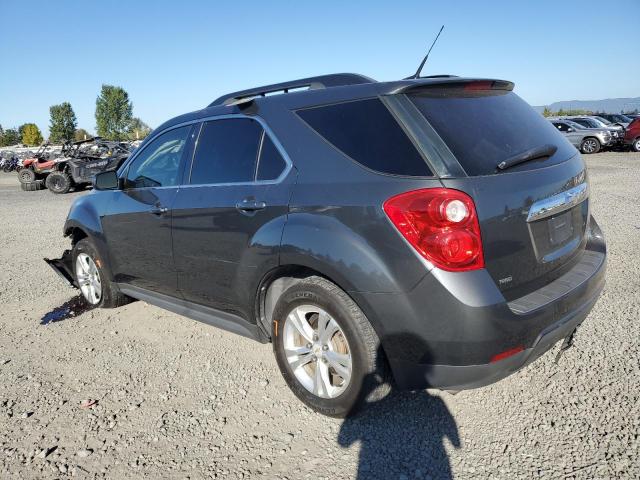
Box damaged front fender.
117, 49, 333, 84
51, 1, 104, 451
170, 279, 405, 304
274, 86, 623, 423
44, 250, 77, 288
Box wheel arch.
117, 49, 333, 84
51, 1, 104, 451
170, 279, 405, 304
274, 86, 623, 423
63, 199, 114, 281
255, 264, 389, 357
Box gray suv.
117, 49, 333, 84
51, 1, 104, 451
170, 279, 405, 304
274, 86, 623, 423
46, 74, 606, 417
549, 119, 611, 153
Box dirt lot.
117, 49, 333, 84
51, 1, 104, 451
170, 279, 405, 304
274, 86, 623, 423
0, 152, 638, 479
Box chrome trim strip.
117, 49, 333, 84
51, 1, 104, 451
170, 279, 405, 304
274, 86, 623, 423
527, 183, 589, 223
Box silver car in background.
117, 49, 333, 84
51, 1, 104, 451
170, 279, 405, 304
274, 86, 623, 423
549, 118, 611, 154
567, 116, 625, 144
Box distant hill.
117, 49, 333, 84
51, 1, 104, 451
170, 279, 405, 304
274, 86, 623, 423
534, 97, 640, 114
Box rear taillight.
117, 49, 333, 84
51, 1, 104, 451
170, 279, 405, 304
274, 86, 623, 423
383, 188, 484, 272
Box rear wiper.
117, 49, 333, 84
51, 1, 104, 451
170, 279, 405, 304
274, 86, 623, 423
497, 144, 558, 171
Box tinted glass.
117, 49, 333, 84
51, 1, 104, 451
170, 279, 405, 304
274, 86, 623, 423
126, 126, 189, 188
297, 98, 432, 176
594, 116, 612, 125
411, 91, 577, 176
190, 118, 262, 184
257, 134, 287, 180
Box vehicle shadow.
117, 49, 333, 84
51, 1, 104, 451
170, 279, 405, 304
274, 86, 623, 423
40, 294, 94, 325
337, 345, 460, 479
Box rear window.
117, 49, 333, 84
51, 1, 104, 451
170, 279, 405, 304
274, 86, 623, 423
410, 91, 576, 176
297, 98, 432, 176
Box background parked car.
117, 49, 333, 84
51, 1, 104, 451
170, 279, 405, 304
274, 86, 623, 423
594, 114, 632, 129
567, 117, 624, 144
623, 118, 640, 152
549, 119, 611, 153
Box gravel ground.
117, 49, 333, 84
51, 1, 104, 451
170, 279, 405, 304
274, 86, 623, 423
0, 152, 638, 479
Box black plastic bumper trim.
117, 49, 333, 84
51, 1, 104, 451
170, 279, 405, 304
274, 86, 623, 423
507, 250, 605, 315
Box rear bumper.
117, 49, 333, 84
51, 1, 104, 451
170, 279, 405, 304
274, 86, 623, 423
389, 286, 600, 390
351, 216, 606, 390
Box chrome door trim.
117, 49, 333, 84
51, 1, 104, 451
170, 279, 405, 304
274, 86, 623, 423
526, 183, 589, 223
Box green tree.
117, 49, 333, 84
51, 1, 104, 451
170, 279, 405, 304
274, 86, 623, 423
127, 117, 151, 140
74, 128, 91, 141
95, 85, 133, 140
542, 106, 553, 117
0, 128, 20, 146
49, 102, 78, 143
21, 123, 43, 146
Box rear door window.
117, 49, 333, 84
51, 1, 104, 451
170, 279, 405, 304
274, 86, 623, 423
190, 118, 262, 184
297, 98, 432, 176
410, 91, 577, 176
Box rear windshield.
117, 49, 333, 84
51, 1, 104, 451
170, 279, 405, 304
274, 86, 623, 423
297, 98, 433, 176
410, 91, 576, 176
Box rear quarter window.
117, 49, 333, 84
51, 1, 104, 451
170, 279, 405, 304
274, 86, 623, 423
296, 98, 432, 177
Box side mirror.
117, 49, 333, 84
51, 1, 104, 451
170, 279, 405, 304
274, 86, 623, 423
94, 171, 121, 190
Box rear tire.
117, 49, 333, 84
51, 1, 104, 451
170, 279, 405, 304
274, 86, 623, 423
45, 171, 72, 194
272, 276, 391, 417
580, 137, 600, 154
20, 180, 45, 191
17, 168, 35, 184
72, 238, 131, 308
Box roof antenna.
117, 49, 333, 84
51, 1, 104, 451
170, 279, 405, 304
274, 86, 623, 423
408, 25, 445, 79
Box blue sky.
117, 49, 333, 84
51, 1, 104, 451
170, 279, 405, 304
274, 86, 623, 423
1, 0, 638, 137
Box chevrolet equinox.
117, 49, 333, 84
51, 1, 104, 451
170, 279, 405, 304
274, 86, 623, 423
46, 73, 607, 417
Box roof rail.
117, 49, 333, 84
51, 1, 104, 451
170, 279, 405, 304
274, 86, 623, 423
209, 73, 375, 107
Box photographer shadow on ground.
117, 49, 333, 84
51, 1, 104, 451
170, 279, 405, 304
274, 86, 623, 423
337, 343, 460, 480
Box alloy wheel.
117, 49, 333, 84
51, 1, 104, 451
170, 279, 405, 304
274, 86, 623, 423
583, 139, 598, 153
283, 304, 352, 399
75, 253, 102, 305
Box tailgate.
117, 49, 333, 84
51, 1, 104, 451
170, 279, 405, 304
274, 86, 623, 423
442, 155, 589, 299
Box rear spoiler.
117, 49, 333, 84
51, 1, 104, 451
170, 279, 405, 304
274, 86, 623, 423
388, 78, 514, 96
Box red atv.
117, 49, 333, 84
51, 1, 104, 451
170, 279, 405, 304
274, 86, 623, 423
17, 143, 59, 191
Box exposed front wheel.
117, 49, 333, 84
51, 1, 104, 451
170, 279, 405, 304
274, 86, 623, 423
72, 239, 131, 308
272, 276, 390, 417
633, 138, 640, 152
580, 137, 600, 154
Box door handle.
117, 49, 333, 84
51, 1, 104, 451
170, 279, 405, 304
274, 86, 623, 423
150, 206, 168, 216
235, 199, 267, 212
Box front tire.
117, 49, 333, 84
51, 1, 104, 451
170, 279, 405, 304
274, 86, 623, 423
72, 239, 130, 308
633, 138, 640, 152
272, 276, 390, 417
580, 137, 600, 154
45, 171, 72, 194
18, 168, 36, 184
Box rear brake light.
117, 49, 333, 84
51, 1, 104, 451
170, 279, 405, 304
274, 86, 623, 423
383, 188, 484, 272
464, 81, 494, 91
